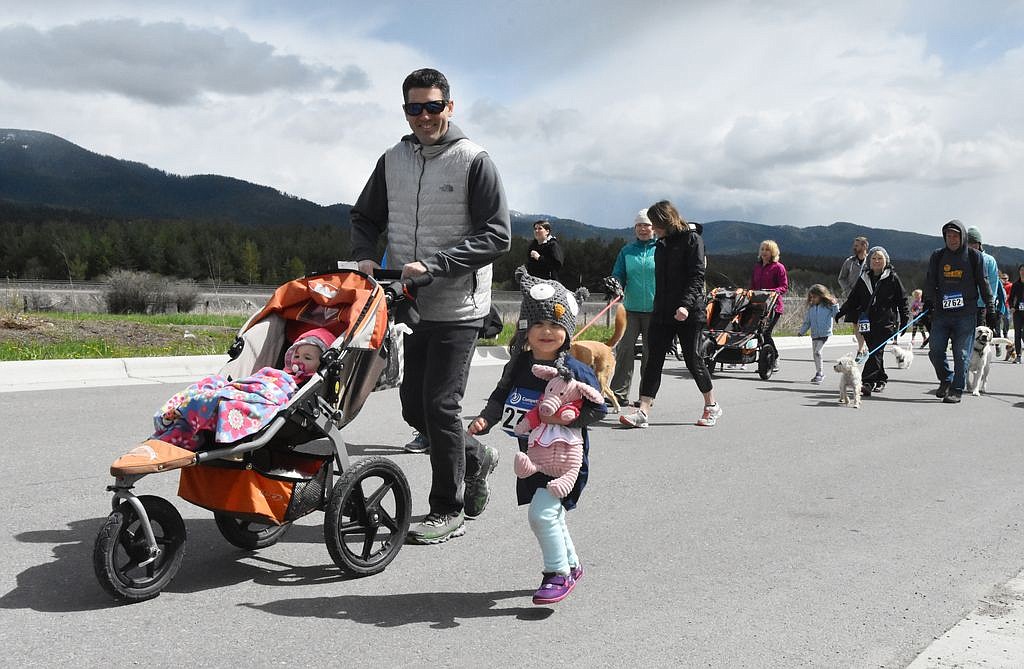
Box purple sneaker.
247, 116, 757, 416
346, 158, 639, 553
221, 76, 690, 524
532, 572, 576, 605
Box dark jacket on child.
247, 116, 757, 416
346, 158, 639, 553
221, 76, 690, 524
478, 352, 606, 510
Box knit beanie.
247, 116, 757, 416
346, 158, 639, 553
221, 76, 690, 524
967, 225, 983, 246
865, 245, 890, 268
284, 327, 336, 380
514, 266, 588, 345
635, 208, 652, 226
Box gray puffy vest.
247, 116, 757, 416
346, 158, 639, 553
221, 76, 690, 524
384, 138, 491, 322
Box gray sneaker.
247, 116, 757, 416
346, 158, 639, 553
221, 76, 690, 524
403, 432, 430, 454
464, 445, 499, 520
406, 512, 466, 545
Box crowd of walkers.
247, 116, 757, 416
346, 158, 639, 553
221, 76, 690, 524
347, 65, 1018, 609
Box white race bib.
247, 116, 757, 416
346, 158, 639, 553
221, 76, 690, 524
501, 388, 540, 437
942, 291, 964, 310
857, 316, 871, 333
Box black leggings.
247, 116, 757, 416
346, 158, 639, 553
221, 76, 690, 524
638, 317, 713, 398
1015, 312, 1024, 358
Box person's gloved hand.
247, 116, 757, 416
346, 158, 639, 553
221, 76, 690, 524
601, 276, 624, 300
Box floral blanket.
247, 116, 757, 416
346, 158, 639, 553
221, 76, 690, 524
152, 367, 298, 451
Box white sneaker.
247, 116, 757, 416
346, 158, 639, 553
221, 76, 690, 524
696, 404, 723, 427
618, 410, 649, 428
811, 373, 824, 384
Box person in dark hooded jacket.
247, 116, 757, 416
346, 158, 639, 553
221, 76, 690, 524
620, 200, 721, 428
837, 246, 908, 395
922, 219, 995, 403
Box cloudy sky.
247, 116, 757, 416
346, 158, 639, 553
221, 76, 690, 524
2, 0, 1023, 247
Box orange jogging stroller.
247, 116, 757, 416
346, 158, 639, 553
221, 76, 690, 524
93, 269, 422, 602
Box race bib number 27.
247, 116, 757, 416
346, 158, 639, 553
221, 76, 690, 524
501, 388, 540, 437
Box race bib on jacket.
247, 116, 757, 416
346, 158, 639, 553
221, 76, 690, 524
501, 387, 541, 437
942, 291, 964, 310
858, 315, 871, 333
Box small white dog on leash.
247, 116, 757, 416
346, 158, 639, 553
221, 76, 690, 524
833, 353, 862, 408
967, 325, 1013, 396
890, 343, 914, 369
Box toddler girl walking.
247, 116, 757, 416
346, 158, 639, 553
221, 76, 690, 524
468, 268, 606, 605
797, 284, 839, 384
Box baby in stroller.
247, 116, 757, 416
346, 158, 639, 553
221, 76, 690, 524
151, 327, 337, 452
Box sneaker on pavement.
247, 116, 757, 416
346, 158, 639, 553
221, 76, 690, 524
811, 373, 824, 384
532, 572, 576, 605
406, 512, 466, 545
403, 432, 430, 454
935, 380, 951, 398
942, 390, 962, 404
618, 410, 648, 428
696, 403, 723, 427
464, 445, 499, 520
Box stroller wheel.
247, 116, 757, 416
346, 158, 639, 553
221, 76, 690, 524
324, 456, 411, 576
93, 495, 186, 602
758, 344, 777, 380
214, 513, 292, 550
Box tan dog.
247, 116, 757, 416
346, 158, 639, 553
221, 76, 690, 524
569, 303, 627, 413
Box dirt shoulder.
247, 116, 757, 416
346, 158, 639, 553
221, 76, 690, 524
0, 313, 235, 351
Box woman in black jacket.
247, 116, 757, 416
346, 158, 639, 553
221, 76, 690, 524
837, 246, 909, 395
526, 220, 564, 280
620, 201, 721, 428
1008, 264, 1024, 363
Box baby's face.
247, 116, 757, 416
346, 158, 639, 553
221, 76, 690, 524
291, 344, 322, 374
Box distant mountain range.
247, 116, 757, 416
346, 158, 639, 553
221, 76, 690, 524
2, 128, 1022, 266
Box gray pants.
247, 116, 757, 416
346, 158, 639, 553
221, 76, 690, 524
811, 336, 828, 375
610, 310, 652, 403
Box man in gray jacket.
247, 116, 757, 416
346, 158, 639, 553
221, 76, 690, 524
351, 68, 511, 544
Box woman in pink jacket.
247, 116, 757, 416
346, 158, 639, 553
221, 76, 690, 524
751, 239, 789, 372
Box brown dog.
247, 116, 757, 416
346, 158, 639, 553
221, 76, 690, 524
569, 303, 627, 413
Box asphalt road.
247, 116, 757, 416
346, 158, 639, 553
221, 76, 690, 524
1, 340, 1022, 667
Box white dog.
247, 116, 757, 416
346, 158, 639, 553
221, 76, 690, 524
833, 353, 862, 408
967, 326, 1013, 396
890, 343, 914, 369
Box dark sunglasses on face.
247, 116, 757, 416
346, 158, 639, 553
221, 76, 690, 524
403, 100, 448, 116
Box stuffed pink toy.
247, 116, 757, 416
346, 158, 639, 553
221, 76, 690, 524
513, 364, 604, 498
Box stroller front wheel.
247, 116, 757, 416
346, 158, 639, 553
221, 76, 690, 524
214, 513, 292, 550
758, 343, 777, 380
324, 456, 411, 576
93, 495, 186, 602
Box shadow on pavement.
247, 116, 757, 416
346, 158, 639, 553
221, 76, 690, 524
1, 516, 360, 612
240, 589, 549, 628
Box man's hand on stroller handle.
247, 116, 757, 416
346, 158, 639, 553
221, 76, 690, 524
401, 261, 429, 279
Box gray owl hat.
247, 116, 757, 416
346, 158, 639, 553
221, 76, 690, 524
514, 266, 589, 346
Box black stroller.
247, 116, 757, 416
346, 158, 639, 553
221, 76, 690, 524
699, 288, 780, 380
93, 268, 423, 602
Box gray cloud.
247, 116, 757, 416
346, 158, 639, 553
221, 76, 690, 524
0, 19, 369, 105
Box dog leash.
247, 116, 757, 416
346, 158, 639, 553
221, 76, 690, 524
572, 295, 622, 341
855, 309, 929, 363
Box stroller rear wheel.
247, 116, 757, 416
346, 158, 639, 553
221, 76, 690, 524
324, 456, 411, 576
93, 495, 186, 602
214, 513, 292, 550
758, 343, 777, 380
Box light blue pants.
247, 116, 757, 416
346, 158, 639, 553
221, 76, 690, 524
528, 487, 578, 575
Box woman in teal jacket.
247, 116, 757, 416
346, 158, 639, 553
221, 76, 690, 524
609, 208, 658, 406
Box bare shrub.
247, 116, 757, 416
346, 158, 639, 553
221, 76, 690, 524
104, 270, 162, 314
173, 280, 200, 313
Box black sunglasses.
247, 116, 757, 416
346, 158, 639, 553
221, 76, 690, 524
403, 100, 448, 116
